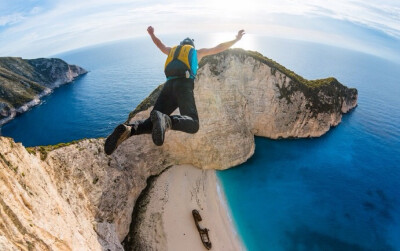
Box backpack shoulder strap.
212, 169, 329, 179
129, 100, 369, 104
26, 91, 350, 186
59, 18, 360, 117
173, 45, 182, 60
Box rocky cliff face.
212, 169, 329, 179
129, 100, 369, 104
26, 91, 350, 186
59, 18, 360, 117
128, 49, 357, 169
0, 49, 357, 250
0, 57, 87, 125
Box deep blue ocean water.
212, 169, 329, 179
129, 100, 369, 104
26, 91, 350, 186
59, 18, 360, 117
1, 36, 400, 250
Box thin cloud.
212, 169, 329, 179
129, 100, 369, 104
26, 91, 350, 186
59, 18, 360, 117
293, 0, 400, 38
0, 13, 25, 26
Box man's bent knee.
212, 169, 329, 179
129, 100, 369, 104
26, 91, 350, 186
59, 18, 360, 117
189, 120, 200, 134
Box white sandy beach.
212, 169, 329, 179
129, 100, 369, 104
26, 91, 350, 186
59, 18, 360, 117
135, 164, 246, 251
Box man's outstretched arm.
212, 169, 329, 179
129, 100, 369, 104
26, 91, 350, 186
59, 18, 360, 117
147, 26, 170, 55
197, 30, 245, 61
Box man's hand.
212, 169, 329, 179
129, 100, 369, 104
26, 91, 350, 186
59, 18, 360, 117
147, 26, 170, 55
147, 26, 154, 35
236, 29, 245, 41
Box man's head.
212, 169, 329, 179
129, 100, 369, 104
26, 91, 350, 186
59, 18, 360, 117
180, 37, 195, 47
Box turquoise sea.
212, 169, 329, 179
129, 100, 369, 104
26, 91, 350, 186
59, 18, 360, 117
2, 36, 400, 250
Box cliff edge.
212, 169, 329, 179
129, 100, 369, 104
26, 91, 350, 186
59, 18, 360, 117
0, 57, 87, 125
0, 49, 357, 250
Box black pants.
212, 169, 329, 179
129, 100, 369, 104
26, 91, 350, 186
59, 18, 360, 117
132, 78, 199, 135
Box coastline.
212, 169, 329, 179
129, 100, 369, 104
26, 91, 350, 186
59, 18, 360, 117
129, 164, 246, 250
0, 88, 52, 126
0, 57, 88, 127
215, 172, 247, 250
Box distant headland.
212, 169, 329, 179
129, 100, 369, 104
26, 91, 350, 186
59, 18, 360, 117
0, 57, 87, 125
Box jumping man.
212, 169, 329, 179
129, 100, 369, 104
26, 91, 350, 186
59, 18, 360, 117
104, 26, 245, 155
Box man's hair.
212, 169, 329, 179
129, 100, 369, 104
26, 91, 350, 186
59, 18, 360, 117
180, 37, 195, 47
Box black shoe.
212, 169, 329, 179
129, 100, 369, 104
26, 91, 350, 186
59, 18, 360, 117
150, 110, 171, 146
104, 124, 131, 155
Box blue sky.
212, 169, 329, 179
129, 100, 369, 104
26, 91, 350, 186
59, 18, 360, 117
0, 0, 399, 62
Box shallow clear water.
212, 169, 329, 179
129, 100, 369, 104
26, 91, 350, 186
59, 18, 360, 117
2, 36, 400, 250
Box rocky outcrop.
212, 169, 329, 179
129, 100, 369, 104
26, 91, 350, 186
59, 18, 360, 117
0, 49, 357, 250
0, 57, 87, 125
0, 138, 111, 250
127, 49, 357, 169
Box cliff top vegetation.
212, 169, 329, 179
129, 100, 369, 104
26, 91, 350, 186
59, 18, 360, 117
199, 48, 339, 88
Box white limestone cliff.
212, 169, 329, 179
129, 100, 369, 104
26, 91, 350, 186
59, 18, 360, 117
127, 49, 357, 170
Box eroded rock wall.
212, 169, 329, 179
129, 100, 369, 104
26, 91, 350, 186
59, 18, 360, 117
0, 137, 102, 250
